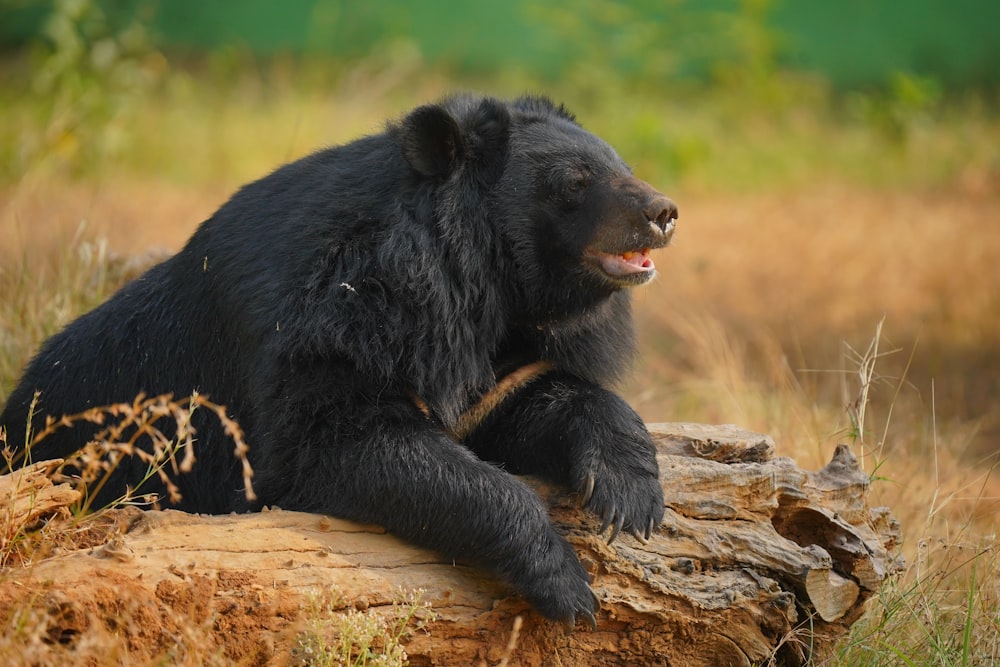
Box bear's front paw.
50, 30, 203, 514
574, 429, 665, 543
517, 533, 599, 629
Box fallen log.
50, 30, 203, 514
0, 423, 901, 666
0, 459, 81, 530
1, 458, 82, 562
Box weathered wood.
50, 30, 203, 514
0, 459, 81, 537
0, 424, 901, 666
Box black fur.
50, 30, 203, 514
1, 94, 678, 625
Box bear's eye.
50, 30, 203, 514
565, 169, 589, 193
556, 168, 590, 200
544, 166, 590, 206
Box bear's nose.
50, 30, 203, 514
644, 196, 679, 235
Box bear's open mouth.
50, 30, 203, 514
588, 248, 656, 284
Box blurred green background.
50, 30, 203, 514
2, 0, 998, 195
3, 0, 998, 89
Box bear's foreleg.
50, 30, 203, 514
250, 392, 598, 626
464, 372, 664, 543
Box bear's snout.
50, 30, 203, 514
644, 193, 678, 240
578, 175, 679, 288
614, 176, 679, 249
630, 179, 678, 239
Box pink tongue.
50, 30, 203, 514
599, 252, 654, 276
626, 253, 653, 269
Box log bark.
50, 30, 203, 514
0, 424, 901, 666
1, 459, 81, 554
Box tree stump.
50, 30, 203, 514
0, 424, 901, 666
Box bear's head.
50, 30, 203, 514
395, 94, 678, 321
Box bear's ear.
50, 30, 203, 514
399, 104, 465, 178
468, 97, 511, 159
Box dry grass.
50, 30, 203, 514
1, 55, 998, 663
632, 302, 1000, 664
1, 392, 254, 567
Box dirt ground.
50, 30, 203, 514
1, 508, 373, 666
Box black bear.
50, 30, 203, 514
1, 94, 678, 626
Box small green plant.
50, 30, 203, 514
292, 589, 435, 667
832, 536, 1000, 666
839, 317, 914, 483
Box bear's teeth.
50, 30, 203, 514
621, 248, 651, 261
621, 249, 651, 266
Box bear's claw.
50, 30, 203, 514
579, 472, 596, 508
